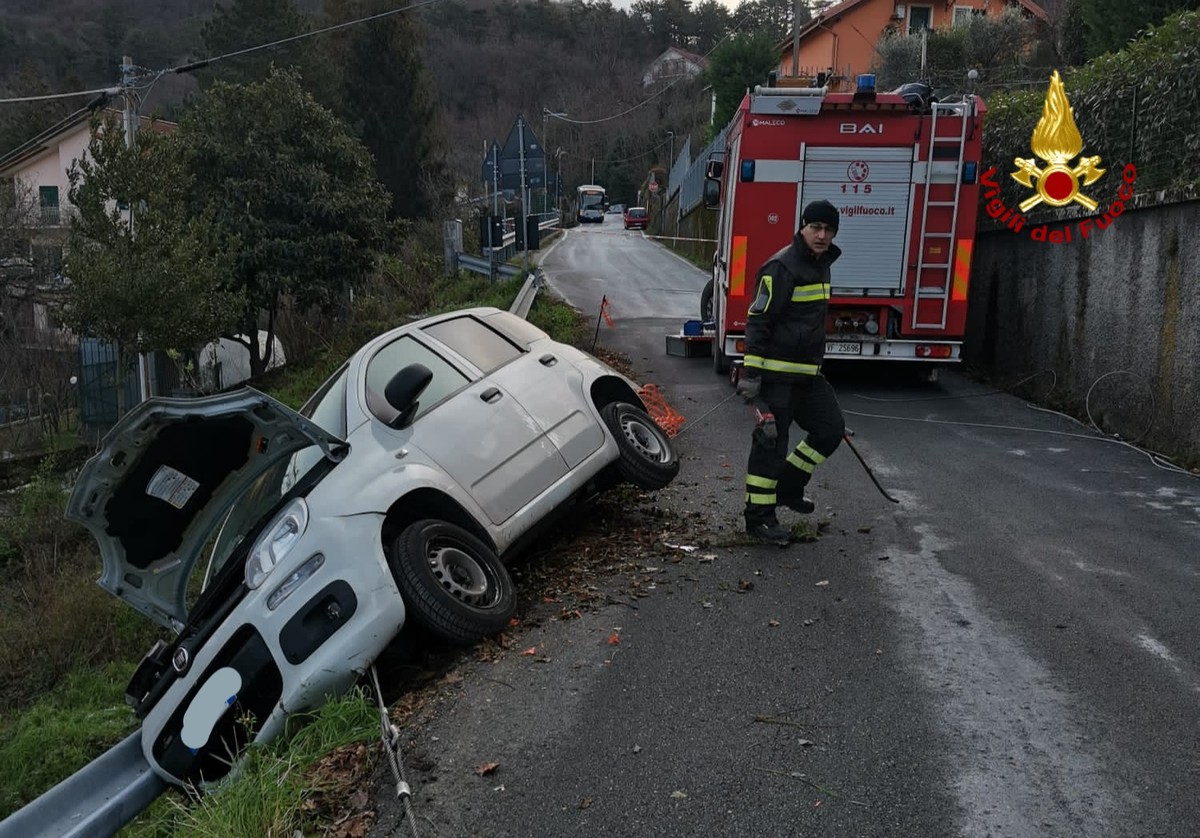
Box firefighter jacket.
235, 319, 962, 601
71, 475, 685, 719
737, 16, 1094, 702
743, 236, 842, 381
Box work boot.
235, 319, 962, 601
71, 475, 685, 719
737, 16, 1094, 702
745, 513, 791, 545
778, 493, 815, 514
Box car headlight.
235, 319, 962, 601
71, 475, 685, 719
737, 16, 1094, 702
245, 498, 309, 590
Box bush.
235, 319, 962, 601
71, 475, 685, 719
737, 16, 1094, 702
982, 10, 1200, 209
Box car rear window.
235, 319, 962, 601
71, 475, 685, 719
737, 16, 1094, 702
423, 316, 524, 373
629, 209, 647, 218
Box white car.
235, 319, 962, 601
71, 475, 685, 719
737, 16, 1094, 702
66, 307, 679, 788
580, 207, 605, 223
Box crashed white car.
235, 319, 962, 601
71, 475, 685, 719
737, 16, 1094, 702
66, 307, 679, 788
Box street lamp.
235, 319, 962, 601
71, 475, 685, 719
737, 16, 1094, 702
543, 109, 568, 212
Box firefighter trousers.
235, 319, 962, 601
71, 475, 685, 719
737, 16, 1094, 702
744, 374, 845, 524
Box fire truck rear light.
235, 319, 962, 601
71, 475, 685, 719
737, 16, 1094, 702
740, 160, 756, 182
917, 345, 952, 359
962, 161, 978, 184
734, 338, 745, 353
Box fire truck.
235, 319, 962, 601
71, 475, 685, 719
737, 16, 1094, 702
700, 75, 985, 383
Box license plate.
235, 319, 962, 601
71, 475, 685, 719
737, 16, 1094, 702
825, 341, 862, 356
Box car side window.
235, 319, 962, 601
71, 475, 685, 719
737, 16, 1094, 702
422, 316, 524, 373
365, 335, 469, 423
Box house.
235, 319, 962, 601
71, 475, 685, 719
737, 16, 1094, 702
643, 46, 710, 88
0, 100, 177, 344
775, 0, 1050, 91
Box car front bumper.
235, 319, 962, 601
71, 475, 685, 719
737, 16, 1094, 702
139, 511, 404, 787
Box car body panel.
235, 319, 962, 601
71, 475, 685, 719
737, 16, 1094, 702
139, 510, 403, 786
65, 390, 346, 630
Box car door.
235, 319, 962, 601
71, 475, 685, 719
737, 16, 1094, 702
364, 333, 567, 525
422, 313, 604, 469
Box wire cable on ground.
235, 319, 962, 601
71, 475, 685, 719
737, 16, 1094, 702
847, 365, 1194, 477
369, 665, 421, 838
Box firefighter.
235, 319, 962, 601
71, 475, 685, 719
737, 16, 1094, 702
736, 199, 846, 544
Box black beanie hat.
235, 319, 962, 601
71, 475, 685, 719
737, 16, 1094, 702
801, 199, 839, 232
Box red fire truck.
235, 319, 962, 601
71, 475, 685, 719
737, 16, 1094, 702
700, 76, 985, 383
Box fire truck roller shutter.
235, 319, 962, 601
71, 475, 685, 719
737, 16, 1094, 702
798, 147, 915, 293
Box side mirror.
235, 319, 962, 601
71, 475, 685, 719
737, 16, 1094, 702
384, 363, 433, 429
705, 160, 725, 180
703, 179, 722, 209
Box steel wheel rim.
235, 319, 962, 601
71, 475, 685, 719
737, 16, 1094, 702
620, 415, 666, 462
427, 541, 496, 608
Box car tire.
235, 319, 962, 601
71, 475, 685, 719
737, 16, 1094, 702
389, 520, 515, 646
600, 402, 680, 490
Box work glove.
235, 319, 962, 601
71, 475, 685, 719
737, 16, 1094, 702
736, 373, 761, 402
752, 405, 778, 449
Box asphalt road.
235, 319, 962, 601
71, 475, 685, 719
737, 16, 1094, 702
372, 225, 1200, 838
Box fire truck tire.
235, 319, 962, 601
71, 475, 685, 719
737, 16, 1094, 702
601, 402, 680, 490
713, 338, 730, 375
700, 279, 714, 322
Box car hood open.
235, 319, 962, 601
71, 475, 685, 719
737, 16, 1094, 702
66, 388, 347, 631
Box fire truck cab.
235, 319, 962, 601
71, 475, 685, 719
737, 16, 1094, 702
702, 75, 985, 383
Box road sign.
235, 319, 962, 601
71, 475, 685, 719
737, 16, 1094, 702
499, 115, 545, 190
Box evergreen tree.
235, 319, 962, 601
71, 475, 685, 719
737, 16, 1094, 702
704, 32, 778, 130
200, 0, 312, 86
180, 68, 391, 376
328, 0, 450, 220
63, 116, 240, 412
1079, 0, 1200, 57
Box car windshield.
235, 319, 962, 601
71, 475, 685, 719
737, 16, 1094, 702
630, 209, 646, 218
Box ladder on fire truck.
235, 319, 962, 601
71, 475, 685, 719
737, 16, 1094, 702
912, 99, 974, 330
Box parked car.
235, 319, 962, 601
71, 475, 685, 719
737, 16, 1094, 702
66, 307, 680, 788
580, 206, 605, 223
606, 204, 626, 216
624, 206, 649, 230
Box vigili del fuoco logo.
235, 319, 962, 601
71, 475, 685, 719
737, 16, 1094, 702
980, 70, 1137, 244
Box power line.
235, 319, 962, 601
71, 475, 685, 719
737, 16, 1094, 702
0, 86, 120, 105
0, 0, 447, 105
164, 0, 447, 75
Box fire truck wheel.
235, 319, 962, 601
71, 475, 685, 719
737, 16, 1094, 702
601, 402, 680, 490
700, 279, 714, 322
713, 338, 730, 375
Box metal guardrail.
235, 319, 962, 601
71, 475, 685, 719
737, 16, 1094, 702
0, 730, 167, 838
458, 253, 522, 279
509, 270, 542, 320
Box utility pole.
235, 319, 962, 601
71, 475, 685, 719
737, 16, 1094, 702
120, 54, 150, 408
542, 109, 568, 213
792, 0, 801, 77
518, 118, 529, 268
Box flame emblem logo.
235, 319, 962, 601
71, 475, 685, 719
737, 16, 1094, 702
1011, 71, 1105, 212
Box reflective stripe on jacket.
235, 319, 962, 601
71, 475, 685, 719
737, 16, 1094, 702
743, 237, 841, 381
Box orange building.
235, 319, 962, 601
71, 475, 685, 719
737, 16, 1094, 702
776, 0, 1049, 90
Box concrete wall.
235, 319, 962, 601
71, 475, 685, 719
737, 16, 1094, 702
965, 198, 1200, 463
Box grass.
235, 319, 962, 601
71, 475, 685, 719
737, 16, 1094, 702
120, 690, 379, 838
0, 664, 140, 819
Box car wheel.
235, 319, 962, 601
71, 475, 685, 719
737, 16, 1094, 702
600, 402, 680, 490
389, 520, 515, 645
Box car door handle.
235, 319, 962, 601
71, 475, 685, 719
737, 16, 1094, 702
539, 354, 557, 366
480, 387, 502, 404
